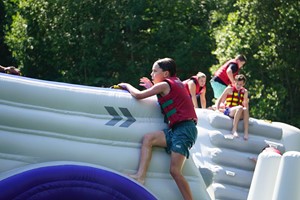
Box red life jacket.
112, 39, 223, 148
214, 59, 240, 85
158, 77, 197, 128
183, 76, 206, 97
225, 86, 245, 107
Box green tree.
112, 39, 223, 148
4, 0, 215, 89
0, 0, 15, 66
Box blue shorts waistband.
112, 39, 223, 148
172, 120, 196, 129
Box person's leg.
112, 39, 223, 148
170, 152, 193, 200
129, 130, 166, 184
243, 107, 249, 140
229, 106, 243, 137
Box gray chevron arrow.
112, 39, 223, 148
105, 106, 136, 128
105, 106, 122, 126
119, 107, 136, 127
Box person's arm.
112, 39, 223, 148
118, 82, 169, 99
0, 65, 20, 75
0, 65, 5, 73
187, 80, 198, 108
139, 77, 153, 89
242, 90, 249, 109
226, 63, 239, 85
200, 87, 206, 109
216, 87, 230, 111
226, 67, 235, 85
5, 66, 20, 75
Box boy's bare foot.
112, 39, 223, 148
232, 131, 239, 138
244, 134, 248, 140
127, 174, 145, 185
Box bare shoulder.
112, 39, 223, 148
152, 81, 170, 96
154, 81, 169, 88
188, 79, 196, 89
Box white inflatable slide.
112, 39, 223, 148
0, 73, 300, 200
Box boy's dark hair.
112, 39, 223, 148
236, 54, 247, 62
235, 74, 246, 83
155, 58, 177, 77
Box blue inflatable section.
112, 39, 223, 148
0, 164, 157, 200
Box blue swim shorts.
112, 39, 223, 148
224, 108, 231, 116
163, 120, 198, 158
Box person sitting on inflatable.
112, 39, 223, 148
215, 74, 249, 140
118, 58, 198, 200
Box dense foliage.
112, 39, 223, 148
1, 0, 300, 127
2, 0, 215, 86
